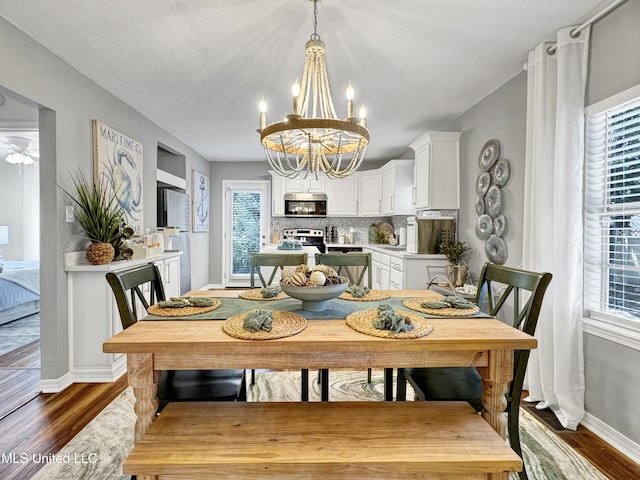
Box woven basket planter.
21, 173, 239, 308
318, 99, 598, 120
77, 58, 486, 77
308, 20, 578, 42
86, 242, 114, 265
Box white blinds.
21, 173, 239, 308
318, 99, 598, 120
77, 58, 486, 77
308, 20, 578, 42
584, 96, 640, 320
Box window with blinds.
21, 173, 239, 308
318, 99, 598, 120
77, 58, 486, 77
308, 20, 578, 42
584, 95, 640, 321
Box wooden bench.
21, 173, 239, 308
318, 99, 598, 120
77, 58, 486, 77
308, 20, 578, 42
124, 401, 521, 479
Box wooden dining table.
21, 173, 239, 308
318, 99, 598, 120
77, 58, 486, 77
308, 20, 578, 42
102, 288, 536, 479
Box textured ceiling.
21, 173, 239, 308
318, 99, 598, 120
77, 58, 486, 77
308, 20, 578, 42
0, 0, 615, 163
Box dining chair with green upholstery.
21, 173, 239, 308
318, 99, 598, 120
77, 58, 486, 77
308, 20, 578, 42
396, 262, 552, 480
313, 252, 388, 399
106, 263, 247, 412
248, 252, 308, 388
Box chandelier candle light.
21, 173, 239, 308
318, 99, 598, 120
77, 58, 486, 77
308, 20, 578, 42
258, 0, 370, 179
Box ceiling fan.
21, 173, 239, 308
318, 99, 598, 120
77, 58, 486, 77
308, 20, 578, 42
0, 134, 40, 166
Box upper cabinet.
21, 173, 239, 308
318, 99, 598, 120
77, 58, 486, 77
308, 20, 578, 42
358, 170, 382, 216
269, 171, 329, 216
325, 175, 359, 216
409, 132, 461, 210
380, 160, 414, 216
269, 171, 285, 216
286, 175, 326, 193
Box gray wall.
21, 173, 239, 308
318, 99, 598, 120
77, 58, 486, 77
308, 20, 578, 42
440, 0, 640, 447
0, 16, 210, 382
441, 72, 527, 282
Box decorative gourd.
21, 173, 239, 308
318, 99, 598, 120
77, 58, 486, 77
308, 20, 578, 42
290, 272, 308, 286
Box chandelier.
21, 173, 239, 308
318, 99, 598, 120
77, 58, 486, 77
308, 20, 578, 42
258, 0, 369, 179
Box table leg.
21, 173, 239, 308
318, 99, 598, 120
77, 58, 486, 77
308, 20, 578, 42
127, 353, 159, 443
477, 349, 512, 438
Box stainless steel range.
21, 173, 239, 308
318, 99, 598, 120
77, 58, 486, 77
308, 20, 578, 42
282, 228, 326, 253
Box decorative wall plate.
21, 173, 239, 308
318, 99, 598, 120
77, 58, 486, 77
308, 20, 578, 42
485, 235, 508, 265
485, 184, 502, 217
476, 171, 491, 196
493, 215, 506, 236
479, 139, 500, 171
491, 158, 510, 186
475, 195, 485, 216
475, 214, 493, 240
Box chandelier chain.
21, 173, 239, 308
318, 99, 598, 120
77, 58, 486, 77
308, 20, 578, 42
311, 0, 319, 41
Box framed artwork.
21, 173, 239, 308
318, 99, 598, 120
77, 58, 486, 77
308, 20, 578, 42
93, 120, 144, 235
192, 169, 209, 232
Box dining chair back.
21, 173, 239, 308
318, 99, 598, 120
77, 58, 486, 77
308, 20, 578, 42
314, 252, 376, 394
106, 263, 246, 411
250, 253, 308, 287
248, 253, 308, 387
396, 262, 552, 480
315, 252, 372, 287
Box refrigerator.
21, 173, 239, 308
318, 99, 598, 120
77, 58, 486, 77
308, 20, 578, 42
158, 188, 191, 294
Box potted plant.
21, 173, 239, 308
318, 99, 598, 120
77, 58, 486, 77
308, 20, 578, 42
60, 170, 124, 265
438, 240, 471, 288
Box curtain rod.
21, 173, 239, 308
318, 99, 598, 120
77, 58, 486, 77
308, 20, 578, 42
546, 0, 629, 54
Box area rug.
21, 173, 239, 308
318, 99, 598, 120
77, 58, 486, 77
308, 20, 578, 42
0, 313, 40, 356
32, 370, 608, 480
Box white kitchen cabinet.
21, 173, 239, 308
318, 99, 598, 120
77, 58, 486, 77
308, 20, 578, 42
161, 255, 181, 298
409, 131, 461, 210
325, 175, 359, 216
63, 251, 182, 383
380, 160, 414, 215
389, 255, 404, 290
363, 246, 449, 290
286, 175, 326, 193
358, 170, 382, 216
378, 253, 391, 290
269, 171, 286, 216
365, 248, 390, 290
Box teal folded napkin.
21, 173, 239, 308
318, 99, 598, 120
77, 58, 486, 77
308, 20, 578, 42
261, 286, 281, 298
347, 285, 370, 298
243, 309, 273, 332
421, 295, 475, 310
157, 298, 190, 308
157, 296, 214, 308
373, 304, 414, 334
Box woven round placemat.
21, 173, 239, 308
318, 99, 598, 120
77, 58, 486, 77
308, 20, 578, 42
238, 288, 289, 301
222, 310, 307, 340
147, 298, 221, 317
345, 309, 433, 339
402, 297, 479, 317
338, 290, 391, 301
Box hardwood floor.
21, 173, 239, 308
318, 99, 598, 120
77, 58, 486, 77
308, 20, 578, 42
0, 344, 638, 479
0, 341, 40, 420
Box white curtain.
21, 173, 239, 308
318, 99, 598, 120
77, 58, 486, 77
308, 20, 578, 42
522, 26, 590, 430
22, 162, 40, 261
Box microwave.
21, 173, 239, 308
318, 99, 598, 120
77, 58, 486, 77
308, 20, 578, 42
406, 216, 454, 254
284, 193, 327, 217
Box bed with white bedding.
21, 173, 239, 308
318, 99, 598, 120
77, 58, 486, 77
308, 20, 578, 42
0, 260, 40, 325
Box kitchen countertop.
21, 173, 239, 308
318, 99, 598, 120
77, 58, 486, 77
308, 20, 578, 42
326, 243, 447, 260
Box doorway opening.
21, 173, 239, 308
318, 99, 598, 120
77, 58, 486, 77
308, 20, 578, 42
0, 86, 41, 419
